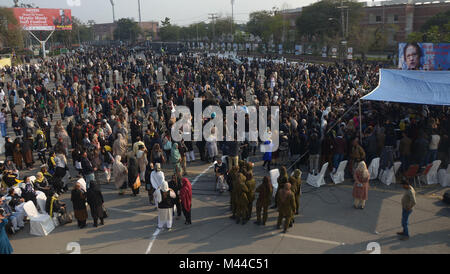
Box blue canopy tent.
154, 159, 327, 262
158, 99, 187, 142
361, 69, 450, 106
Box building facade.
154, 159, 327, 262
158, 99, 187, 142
361, 0, 450, 45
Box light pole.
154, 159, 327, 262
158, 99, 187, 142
231, 0, 234, 42
110, 0, 116, 22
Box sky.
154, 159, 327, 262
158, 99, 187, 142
3, 0, 346, 25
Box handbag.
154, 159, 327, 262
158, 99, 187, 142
133, 174, 141, 190
102, 205, 108, 218
58, 212, 73, 225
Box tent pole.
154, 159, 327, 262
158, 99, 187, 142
359, 99, 362, 144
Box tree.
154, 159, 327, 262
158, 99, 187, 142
0, 7, 24, 50
113, 18, 141, 41
158, 17, 181, 41
408, 10, 449, 43
296, 0, 363, 42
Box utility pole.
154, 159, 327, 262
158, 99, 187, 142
208, 13, 218, 42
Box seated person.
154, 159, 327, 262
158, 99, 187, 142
0, 196, 24, 234
6, 189, 27, 221
40, 165, 54, 182
21, 176, 38, 208
45, 190, 66, 218
214, 157, 227, 180
4, 158, 18, 177
34, 172, 52, 198
1, 170, 22, 188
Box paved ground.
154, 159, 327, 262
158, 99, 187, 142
4, 58, 450, 254
8, 152, 450, 254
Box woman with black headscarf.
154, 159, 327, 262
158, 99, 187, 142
87, 182, 105, 227
128, 156, 140, 196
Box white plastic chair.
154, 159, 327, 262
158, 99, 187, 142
269, 169, 280, 198
23, 201, 55, 236
306, 162, 329, 188
36, 191, 47, 214
380, 162, 401, 186
29, 176, 36, 184
420, 160, 441, 185
330, 160, 347, 184
368, 157, 380, 180
438, 164, 450, 187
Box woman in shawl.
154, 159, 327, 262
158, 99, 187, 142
87, 182, 105, 227
136, 145, 148, 185
150, 143, 165, 165
112, 155, 128, 195
352, 161, 370, 209
151, 163, 165, 206
34, 172, 52, 198
54, 120, 70, 155
113, 133, 128, 161
127, 156, 140, 196
0, 212, 13, 254
179, 177, 192, 225
12, 140, 23, 170
156, 180, 176, 230
22, 136, 34, 170
71, 182, 88, 229
170, 143, 182, 174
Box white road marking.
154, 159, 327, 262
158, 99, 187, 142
145, 228, 161, 254
273, 232, 345, 246
145, 163, 215, 254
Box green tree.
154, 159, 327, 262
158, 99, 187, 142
296, 0, 363, 42
113, 18, 141, 41
0, 7, 24, 49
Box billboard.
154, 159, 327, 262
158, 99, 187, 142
12, 8, 72, 31
399, 43, 450, 70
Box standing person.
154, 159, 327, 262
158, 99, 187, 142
0, 211, 13, 254
113, 133, 128, 160
71, 182, 88, 229
398, 180, 416, 240
86, 182, 105, 227
276, 183, 296, 233
262, 140, 272, 171
112, 155, 128, 195
81, 151, 96, 189
179, 177, 192, 225
308, 133, 320, 175
128, 156, 140, 196
254, 176, 272, 226
427, 129, 440, 164
399, 131, 412, 172
22, 135, 34, 170
54, 152, 69, 192
156, 180, 176, 231
0, 108, 7, 137
145, 162, 155, 205
170, 143, 182, 174
151, 163, 165, 206
290, 169, 302, 215
150, 143, 165, 165
12, 141, 23, 171
350, 137, 366, 175
136, 145, 148, 185
352, 161, 370, 209
168, 173, 182, 219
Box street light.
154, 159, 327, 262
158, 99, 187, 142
109, 0, 116, 22
231, 0, 235, 42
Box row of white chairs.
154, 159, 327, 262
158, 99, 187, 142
294, 157, 450, 188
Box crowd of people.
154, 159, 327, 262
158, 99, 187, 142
0, 44, 448, 253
